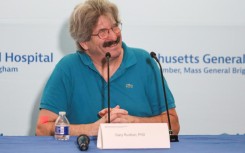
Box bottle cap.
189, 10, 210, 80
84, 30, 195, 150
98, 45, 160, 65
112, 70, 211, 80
59, 111, 66, 115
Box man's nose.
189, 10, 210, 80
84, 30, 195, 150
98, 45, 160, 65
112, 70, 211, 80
107, 28, 118, 40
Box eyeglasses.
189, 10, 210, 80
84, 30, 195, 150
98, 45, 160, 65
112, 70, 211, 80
91, 23, 122, 39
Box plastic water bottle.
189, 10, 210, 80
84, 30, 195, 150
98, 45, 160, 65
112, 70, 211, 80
54, 111, 70, 140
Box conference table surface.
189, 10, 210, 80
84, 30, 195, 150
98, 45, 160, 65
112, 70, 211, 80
0, 135, 244, 153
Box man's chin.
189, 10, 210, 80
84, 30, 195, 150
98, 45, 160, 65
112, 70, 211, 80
110, 49, 123, 59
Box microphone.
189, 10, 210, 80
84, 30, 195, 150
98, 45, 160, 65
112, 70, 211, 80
150, 51, 179, 142
105, 52, 111, 123
77, 134, 90, 151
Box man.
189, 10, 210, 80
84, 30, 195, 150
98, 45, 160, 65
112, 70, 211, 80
36, 0, 180, 136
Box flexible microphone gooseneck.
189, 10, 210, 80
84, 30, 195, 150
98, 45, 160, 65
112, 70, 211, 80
105, 52, 111, 123
77, 134, 90, 151
150, 51, 179, 142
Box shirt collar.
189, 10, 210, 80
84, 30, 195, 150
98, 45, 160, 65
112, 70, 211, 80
121, 42, 137, 69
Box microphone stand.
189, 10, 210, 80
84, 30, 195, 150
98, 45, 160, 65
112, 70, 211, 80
105, 52, 111, 123
150, 52, 179, 142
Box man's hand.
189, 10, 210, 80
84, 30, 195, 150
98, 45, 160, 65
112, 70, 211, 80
98, 105, 135, 123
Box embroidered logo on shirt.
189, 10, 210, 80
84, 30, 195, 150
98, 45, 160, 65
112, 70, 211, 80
125, 83, 133, 88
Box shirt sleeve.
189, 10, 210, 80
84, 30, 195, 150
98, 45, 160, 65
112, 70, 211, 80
146, 56, 176, 116
40, 60, 72, 115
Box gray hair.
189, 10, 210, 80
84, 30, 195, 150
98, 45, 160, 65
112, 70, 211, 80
69, 0, 121, 51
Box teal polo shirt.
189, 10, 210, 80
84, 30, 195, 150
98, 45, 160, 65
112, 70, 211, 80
40, 42, 175, 124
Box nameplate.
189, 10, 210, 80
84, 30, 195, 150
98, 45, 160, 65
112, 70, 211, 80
97, 123, 170, 149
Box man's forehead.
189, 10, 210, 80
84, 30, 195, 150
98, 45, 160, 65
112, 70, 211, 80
96, 15, 115, 26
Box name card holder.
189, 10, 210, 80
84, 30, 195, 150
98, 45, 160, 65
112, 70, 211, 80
97, 123, 170, 149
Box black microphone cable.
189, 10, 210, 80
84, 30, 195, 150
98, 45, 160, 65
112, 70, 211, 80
105, 52, 111, 123
150, 51, 179, 142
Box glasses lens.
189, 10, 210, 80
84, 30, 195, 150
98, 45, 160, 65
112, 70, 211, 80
98, 29, 108, 39
112, 25, 122, 34
97, 23, 122, 39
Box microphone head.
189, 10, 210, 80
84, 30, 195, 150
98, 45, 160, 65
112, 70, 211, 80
150, 51, 159, 62
150, 52, 157, 58
77, 134, 90, 151
105, 52, 111, 58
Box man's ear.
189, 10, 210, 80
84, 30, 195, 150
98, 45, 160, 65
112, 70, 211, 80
79, 42, 88, 50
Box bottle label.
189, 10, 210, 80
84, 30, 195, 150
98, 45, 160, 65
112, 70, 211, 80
55, 126, 69, 135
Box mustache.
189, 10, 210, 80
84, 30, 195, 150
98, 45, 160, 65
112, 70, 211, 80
103, 36, 121, 48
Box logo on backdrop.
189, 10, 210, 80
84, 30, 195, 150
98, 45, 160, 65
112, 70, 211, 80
157, 53, 245, 76
1, 51, 244, 76
0, 52, 54, 74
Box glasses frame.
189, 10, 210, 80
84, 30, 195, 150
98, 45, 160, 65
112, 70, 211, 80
91, 22, 122, 39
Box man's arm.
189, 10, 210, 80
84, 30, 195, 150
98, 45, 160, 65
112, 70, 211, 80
136, 108, 180, 135
36, 109, 101, 136
160, 108, 180, 135
35, 108, 129, 136
104, 108, 180, 135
